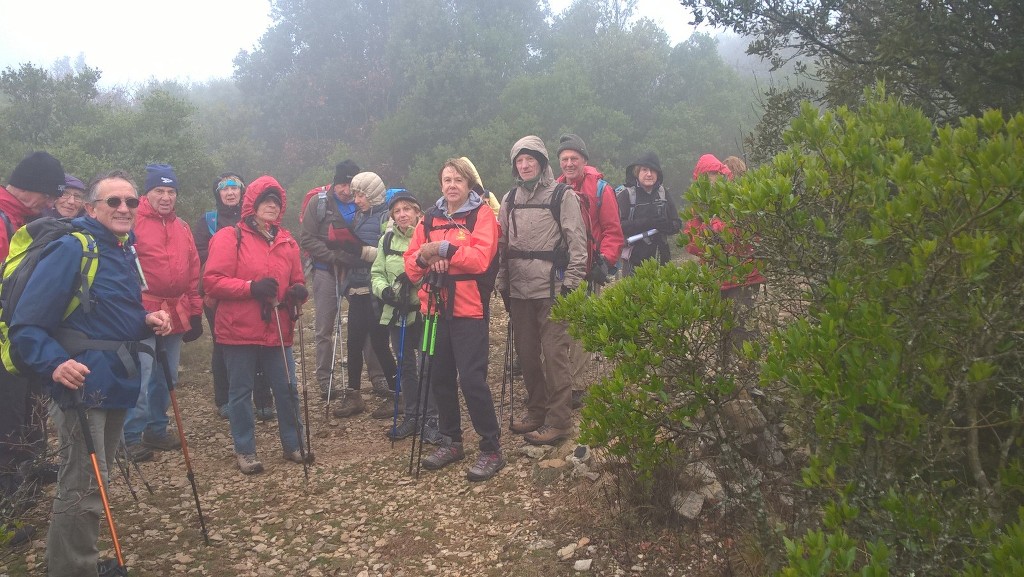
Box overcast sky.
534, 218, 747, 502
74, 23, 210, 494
0, 0, 693, 87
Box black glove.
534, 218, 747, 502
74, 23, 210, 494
394, 272, 409, 287
499, 290, 511, 313
560, 285, 574, 298
182, 314, 204, 343
587, 256, 610, 285
340, 242, 363, 255
286, 283, 308, 304
380, 286, 399, 307
250, 277, 279, 302
324, 239, 344, 250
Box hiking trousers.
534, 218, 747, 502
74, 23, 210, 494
509, 297, 574, 430
47, 404, 123, 577
311, 267, 384, 394
431, 316, 500, 452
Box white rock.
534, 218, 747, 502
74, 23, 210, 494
574, 559, 593, 571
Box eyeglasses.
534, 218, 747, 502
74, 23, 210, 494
61, 191, 85, 202
95, 196, 140, 209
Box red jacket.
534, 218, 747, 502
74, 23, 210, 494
202, 176, 306, 346
0, 185, 37, 261
557, 165, 625, 265
133, 196, 202, 334
404, 196, 499, 319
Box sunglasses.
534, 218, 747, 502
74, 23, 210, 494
95, 196, 140, 209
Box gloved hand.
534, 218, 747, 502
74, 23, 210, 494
324, 239, 344, 250
250, 277, 279, 302
340, 242, 363, 255
286, 283, 308, 304
587, 256, 610, 285
380, 286, 399, 307
560, 285, 574, 298
394, 272, 409, 287
499, 290, 511, 313
182, 314, 204, 343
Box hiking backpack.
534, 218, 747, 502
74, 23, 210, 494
0, 218, 99, 375
421, 204, 500, 315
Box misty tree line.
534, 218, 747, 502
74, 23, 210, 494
0, 0, 767, 229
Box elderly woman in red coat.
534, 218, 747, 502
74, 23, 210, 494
203, 175, 311, 475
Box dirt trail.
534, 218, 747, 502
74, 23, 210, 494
8, 306, 711, 576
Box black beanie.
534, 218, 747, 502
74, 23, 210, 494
333, 160, 360, 186
515, 149, 546, 170
256, 188, 283, 208
9, 151, 65, 197
557, 133, 589, 161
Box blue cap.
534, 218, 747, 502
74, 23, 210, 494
145, 163, 178, 192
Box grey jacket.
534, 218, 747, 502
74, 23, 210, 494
496, 135, 588, 299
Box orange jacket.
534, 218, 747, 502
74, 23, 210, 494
404, 196, 499, 319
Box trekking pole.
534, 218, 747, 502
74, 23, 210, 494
410, 279, 442, 477
71, 390, 128, 575
119, 435, 154, 495
325, 272, 343, 419
391, 283, 409, 449
499, 320, 512, 435
509, 319, 516, 427
112, 447, 139, 502
272, 302, 311, 481
296, 304, 313, 458
156, 340, 210, 546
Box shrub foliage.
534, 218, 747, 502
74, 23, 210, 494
557, 86, 1024, 574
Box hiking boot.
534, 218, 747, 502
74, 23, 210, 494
142, 431, 181, 451
331, 389, 365, 418
31, 462, 59, 486
320, 387, 341, 401
571, 389, 587, 410
510, 415, 544, 434
3, 523, 34, 548
524, 425, 572, 446
283, 449, 315, 464
217, 405, 229, 419
97, 558, 126, 576
466, 451, 506, 482
421, 441, 465, 471
236, 453, 264, 475
370, 377, 392, 398
387, 417, 418, 440
370, 394, 403, 419
421, 418, 443, 445
255, 406, 276, 421
125, 443, 153, 462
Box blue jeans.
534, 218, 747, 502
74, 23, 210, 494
122, 334, 180, 446
223, 345, 303, 455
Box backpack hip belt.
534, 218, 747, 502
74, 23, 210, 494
53, 328, 151, 379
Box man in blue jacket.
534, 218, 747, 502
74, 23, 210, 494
10, 170, 171, 576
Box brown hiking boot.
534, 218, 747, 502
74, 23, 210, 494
370, 394, 404, 419
510, 415, 544, 434
332, 389, 366, 418
524, 425, 572, 446
236, 453, 264, 475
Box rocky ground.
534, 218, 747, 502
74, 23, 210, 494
4, 305, 728, 576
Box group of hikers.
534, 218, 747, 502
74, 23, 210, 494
0, 134, 753, 576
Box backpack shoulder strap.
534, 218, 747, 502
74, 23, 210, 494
66, 230, 99, 318
596, 179, 607, 211
204, 210, 217, 236
316, 190, 329, 223
0, 210, 13, 240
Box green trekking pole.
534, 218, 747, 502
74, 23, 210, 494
410, 279, 442, 477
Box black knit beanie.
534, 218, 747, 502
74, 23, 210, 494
9, 151, 65, 197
